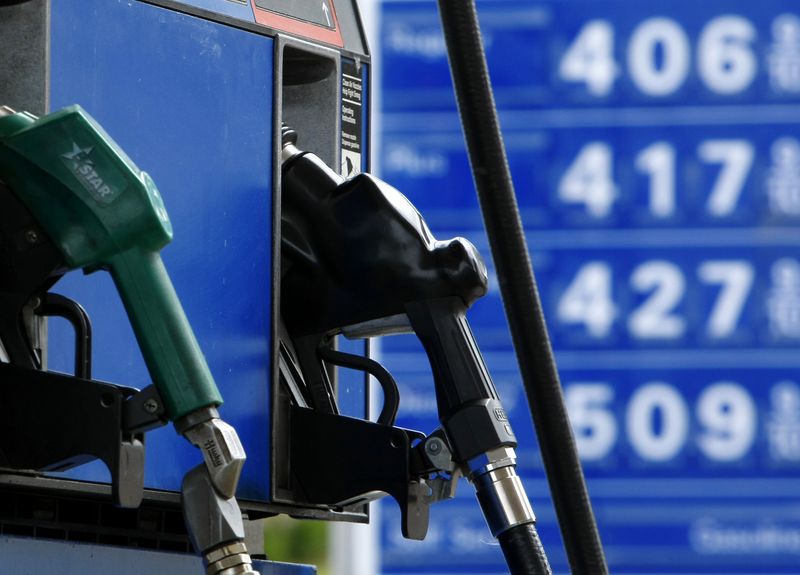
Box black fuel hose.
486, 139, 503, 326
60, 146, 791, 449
435, 1, 609, 573
499, 524, 552, 575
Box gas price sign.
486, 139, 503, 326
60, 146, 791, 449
377, 1, 800, 574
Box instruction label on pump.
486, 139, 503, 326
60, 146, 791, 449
341, 59, 363, 178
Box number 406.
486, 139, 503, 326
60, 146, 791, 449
560, 16, 757, 97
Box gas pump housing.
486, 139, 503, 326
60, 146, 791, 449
0, 0, 371, 529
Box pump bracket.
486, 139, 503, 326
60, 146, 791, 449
0, 362, 148, 508
288, 405, 448, 540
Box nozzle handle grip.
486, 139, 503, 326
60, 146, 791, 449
406, 296, 516, 462
110, 248, 222, 420
406, 296, 496, 415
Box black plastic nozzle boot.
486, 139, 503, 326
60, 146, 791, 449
280, 130, 488, 339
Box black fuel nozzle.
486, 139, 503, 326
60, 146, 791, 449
280, 124, 487, 337
280, 128, 537, 542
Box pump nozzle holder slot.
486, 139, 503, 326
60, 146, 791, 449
0, 362, 146, 508
289, 405, 433, 540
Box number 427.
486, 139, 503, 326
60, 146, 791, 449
557, 260, 754, 340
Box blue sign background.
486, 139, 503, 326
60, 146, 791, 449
377, 0, 800, 573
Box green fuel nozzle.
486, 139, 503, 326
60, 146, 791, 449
0, 105, 255, 575
0, 105, 221, 420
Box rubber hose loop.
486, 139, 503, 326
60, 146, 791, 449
435, 1, 609, 573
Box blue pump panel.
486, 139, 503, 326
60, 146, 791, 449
377, 0, 800, 574
42, 0, 372, 513
47, 0, 275, 501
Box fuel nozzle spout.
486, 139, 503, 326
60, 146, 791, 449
468, 448, 535, 538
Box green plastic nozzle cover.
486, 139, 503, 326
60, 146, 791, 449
0, 105, 222, 420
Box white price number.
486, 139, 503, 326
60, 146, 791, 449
559, 21, 619, 96
697, 382, 757, 461
560, 16, 757, 97
628, 18, 691, 96
558, 143, 617, 218
567, 382, 757, 463
557, 262, 617, 338
558, 260, 753, 341
635, 142, 676, 218
628, 261, 686, 340
560, 139, 755, 219
565, 384, 617, 461
698, 140, 755, 217
627, 383, 688, 461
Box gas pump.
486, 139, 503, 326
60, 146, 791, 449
0, 104, 552, 573
0, 1, 374, 573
